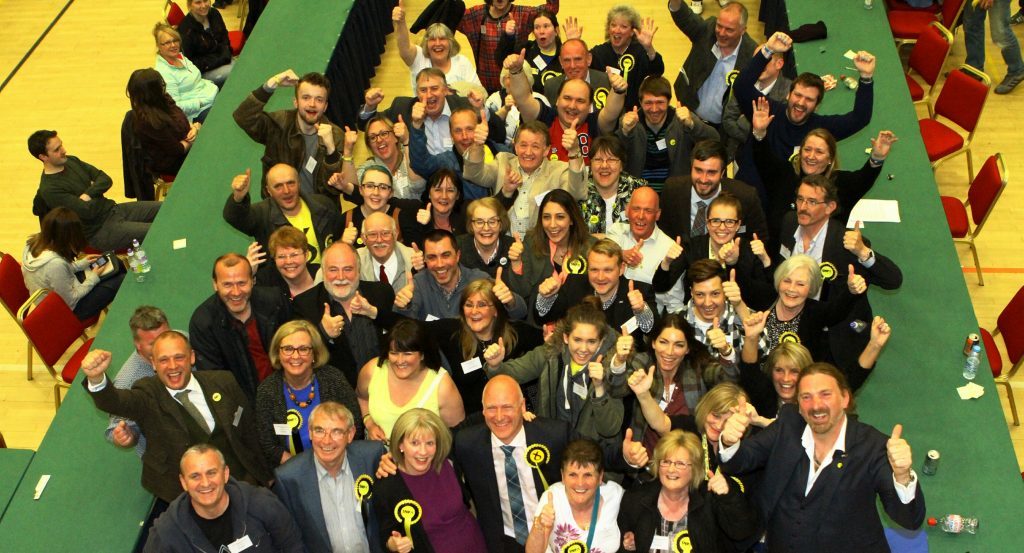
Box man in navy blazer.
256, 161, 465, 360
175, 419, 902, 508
719, 363, 924, 553
452, 376, 572, 553
274, 401, 385, 553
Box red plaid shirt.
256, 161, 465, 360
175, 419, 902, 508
458, 1, 560, 93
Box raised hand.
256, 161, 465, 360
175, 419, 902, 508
847, 264, 867, 295
246, 241, 266, 274
623, 239, 644, 268
706, 467, 730, 495
622, 428, 649, 468
503, 48, 526, 73
492, 267, 515, 306
538, 271, 565, 298
887, 424, 913, 485
231, 168, 251, 201
508, 232, 524, 264
394, 271, 415, 308
706, 316, 731, 356
410, 101, 426, 127
561, 117, 580, 155
266, 68, 300, 89
635, 17, 658, 52
621, 106, 640, 134
316, 122, 335, 152
327, 171, 348, 192
742, 310, 768, 339
502, 165, 523, 196
854, 51, 877, 79
622, 531, 637, 552
111, 421, 138, 448
587, 354, 605, 385
342, 125, 359, 154
749, 233, 770, 267
473, 110, 489, 145
417, 202, 432, 226
870, 130, 898, 160
843, 220, 870, 260
718, 237, 740, 266
341, 222, 357, 245
391, 0, 405, 22
720, 395, 751, 447
536, 493, 556, 537
387, 530, 413, 553
676, 103, 695, 128
563, 16, 583, 41
607, 69, 628, 94
504, 18, 516, 36
614, 325, 634, 366
350, 292, 376, 318
81, 349, 113, 385
751, 96, 774, 135
661, 236, 683, 270
483, 337, 506, 368
870, 315, 892, 348
364, 87, 385, 111
393, 115, 408, 145
626, 280, 645, 312
722, 268, 742, 305
467, 89, 485, 111
409, 243, 424, 271
627, 365, 655, 396
322, 303, 345, 339
765, 32, 792, 53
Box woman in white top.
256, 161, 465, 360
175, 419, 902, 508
528, 438, 624, 553
393, 4, 482, 93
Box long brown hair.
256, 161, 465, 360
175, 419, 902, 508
29, 207, 87, 261
458, 279, 518, 359
531, 189, 589, 258
127, 68, 178, 131
792, 128, 839, 177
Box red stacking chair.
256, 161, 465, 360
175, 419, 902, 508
941, 154, 1007, 286
904, 22, 953, 117
889, 0, 965, 50
0, 252, 32, 376
19, 290, 97, 409
979, 285, 1024, 426
919, 65, 991, 180
886, 0, 941, 13
165, 1, 185, 26
229, 30, 246, 56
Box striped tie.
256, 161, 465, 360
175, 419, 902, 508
501, 445, 529, 544
692, 200, 708, 237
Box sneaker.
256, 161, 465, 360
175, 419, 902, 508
995, 71, 1024, 94
690, 1, 704, 15
1012, 10, 1024, 25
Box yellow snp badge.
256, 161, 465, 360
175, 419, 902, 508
779, 331, 801, 344
211, 393, 222, 402
674, 530, 693, 553
619, 54, 635, 81
394, 499, 423, 547
354, 475, 373, 501
566, 256, 587, 275
819, 261, 838, 281
525, 444, 552, 490
561, 540, 587, 553
593, 87, 609, 110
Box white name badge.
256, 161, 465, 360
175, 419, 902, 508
623, 316, 639, 334
534, 189, 552, 207
533, 55, 548, 70
274, 423, 291, 436
228, 535, 253, 552
651, 535, 670, 550
304, 156, 317, 174
233, 406, 244, 427
461, 357, 483, 374
655, 138, 668, 151
573, 382, 588, 399
425, 314, 440, 321
779, 245, 792, 259
607, 67, 622, 76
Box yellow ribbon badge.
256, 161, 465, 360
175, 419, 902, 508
525, 444, 551, 490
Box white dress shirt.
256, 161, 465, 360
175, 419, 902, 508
491, 427, 540, 539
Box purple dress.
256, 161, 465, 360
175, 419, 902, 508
401, 460, 487, 553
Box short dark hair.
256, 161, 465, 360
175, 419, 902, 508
28, 130, 57, 159
514, 120, 551, 146
591, 135, 627, 165
129, 306, 169, 339
383, 319, 443, 369
638, 76, 672, 101
423, 229, 459, 253
297, 72, 331, 97
790, 73, 826, 106
691, 139, 728, 167
560, 438, 604, 473
798, 173, 838, 204
708, 192, 744, 220
686, 258, 726, 288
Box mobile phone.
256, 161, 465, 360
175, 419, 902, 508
90, 256, 109, 270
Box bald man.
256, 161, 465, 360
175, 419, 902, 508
223, 162, 343, 265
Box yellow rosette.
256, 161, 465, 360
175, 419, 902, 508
561, 540, 587, 553
819, 261, 837, 282
673, 530, 693, 553
354, 474, 373, 502
394, 499, 423, 548
525, 444, 551, 490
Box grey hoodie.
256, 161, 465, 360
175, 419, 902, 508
21, 243, 98, 310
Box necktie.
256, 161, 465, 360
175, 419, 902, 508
692, 200, 708, 237
500, 444, 530, 544
175, 390, 211, 435
379, 263, 389, 286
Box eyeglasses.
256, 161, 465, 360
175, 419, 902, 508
311, 426, 349, 439
795, 196, 826, 207
275, 251, 305, 262
368, 130, 394, 142
361, 182, 393, 193
280, 345, 314, 356
364, 230, 394, 241
471, 218, 500, 228
707, 218, 739, 229
463, 301, 494, 310
591, 157, 621, 166
159, 38, 181, 47
658, 459, 694, 470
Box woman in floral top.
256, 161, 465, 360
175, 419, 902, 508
578, 136, 649, 236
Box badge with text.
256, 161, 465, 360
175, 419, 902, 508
394, 499, 423, 547
525, 444, 551, 490
673, 530, 693, 553
355, 474, 374, 502
819, 261, 838, 282
561, 540, 587, 553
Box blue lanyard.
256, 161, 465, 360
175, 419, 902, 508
585, 486, 601, 550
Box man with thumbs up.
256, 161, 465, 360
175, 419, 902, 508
719, 363, 924, 553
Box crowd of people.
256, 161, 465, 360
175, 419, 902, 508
32, 0, 1004, 551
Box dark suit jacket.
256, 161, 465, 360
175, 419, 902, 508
452, 419, 571, 553
543, 69, 613, 109
84, 370, 273, 503
291, 281, 397, 386
273, 440, 386, 553
651, 233, 771, 310
659, 176, 769, 242
538, 274, 658, 350
360, 95, 506, 145
722, 404, 925, 553
669, 6, 758, 114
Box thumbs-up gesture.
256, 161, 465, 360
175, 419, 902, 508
484, 337, 506, 368
749, 233, 770, 268
538, 271, 565, 298
707, 467, 730, 495
621, 106, 640, 134
321, 303, 346, 339
409, 243, 424, 271
887, 424, 913, 485
587, 354, 605, 385
847, 264, 867, 295
623, 239, 644, 268
662, 236, 683, 270
607, 68, 627, 94
622, 428, 649, 468
718, 237, 741, 266
614, 325, 634, 366
350, 291, 377, 319
393, 114, 408, 145
341, 222, 357, 245
327, 171, 349, 192
417, 202, 432, 225
410, 101, 426, 128
492, 267, 515, 306
391, 0, 405, 22
537, 493, 556, 535
342, 125, 359, 154
561, 117, 580, 156
387, 530, 413, 553
870, 315, 892, 348
722, 268, 742, 305
627, 280, 645, 312
112, 420, 138, 447
502, 165, 523, 197
627, 365, 655, 395
676, 103, 695, 128
752, 96, 775, 135
394, 271, 415, 308
472, 110, 490, 146
721, 396, 751, 447
503, 48, 526, 73
81, 349, 113, 385
706, 316, 731, 355
231, 168, 251, 201
844, 221, 870, 260
508, 232, 524, 264
504, 18, 516, 35
742, 310, 768, 339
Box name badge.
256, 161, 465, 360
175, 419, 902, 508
274, 423, 291, 436
534, 189, 552, 207
304, 156, 317, 174
779, 245, 792, 259
655, 138, 667, 151
425, 314, 440, 321
228, 535, 253, 552
461, 357, 483, 374
622, 316, 639, 334
233, 406, 243, 427
533, 55, 548, 70
650, 535, 670, 550
572, 382, 588, 399
607, 67, 621, 76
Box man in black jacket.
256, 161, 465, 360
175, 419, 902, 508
189, 253, 291, 400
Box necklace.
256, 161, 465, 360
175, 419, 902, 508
286, 378, 316, 408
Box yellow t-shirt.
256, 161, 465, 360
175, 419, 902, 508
284, 200, 320, 264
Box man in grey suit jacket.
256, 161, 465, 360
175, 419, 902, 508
358, 212, 424, 294
274, 402, 385, 553
541, 39, 612, 109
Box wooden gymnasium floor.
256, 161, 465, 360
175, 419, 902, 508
0, 0, 1021, 467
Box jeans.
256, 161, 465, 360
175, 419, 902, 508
964, 0, 1024, 75
73, 270, 125, 321
202, 60, 235, 89
89, 201, 162, 251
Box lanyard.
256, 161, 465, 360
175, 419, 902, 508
585, 485, 601, 550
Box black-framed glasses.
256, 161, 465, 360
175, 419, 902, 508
707, 218, 739, 229
368, 130, 394, 142
280, 345, 314, 356
361, 182, 393, 193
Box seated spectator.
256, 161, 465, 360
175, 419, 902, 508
22, 208, 125, 322
358, 211, 423, 294
457, 198, 515, 278
247, 226, 320, 302
495, 8, 568, 95
393, 4, 481, 93
617, 430, 759, 553
223, 163, 343, 265
578, 135, 649, 236
255, 320, 361, 466
464, 120, 585, 237
484, 66, 552, 148
152, 22, 217, 123
126, 68, 200, 177
618, 76, 719, 191
30, 130, 161, 251
189, 253, 291, 400
177, 0, 234, 87
589, 6, 665, 111
357, 320, 466, 440
334, 114, 425, 201
395, 229, 528, 321
234, 69, 344, 199
540, 38, 612, 108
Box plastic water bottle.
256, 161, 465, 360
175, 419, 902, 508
864, 0, 874, 9
132, 239, 152, 274
127, 249, 144, 283
849, 320, 868, 333
963, 344, 981, 380
928, 514, 978, 534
